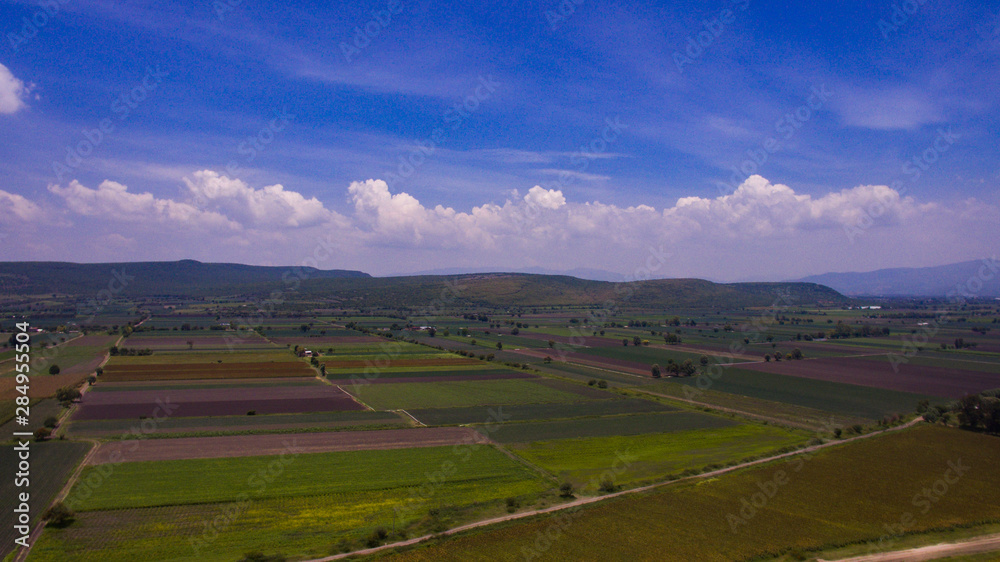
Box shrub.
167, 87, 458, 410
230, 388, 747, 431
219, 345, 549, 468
43, 502, 75, 528
43, 416, 59, 429
559, 482, 575, 498
597, 380, 608, 389
599, 476, 617, 493
34, 427, 52, 441
364, 527, 389, 548
238, 553, 286, 562
48, 364, 61, 375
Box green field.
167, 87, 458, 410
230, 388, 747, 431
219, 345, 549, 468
69, 445, 548, 511
345, 379, 608, 410
488, 411, 737, 443
33, 445, 550, 562
577, 344, 753, 366
326, 367, 511, 379
511, 423, 806, 488
409, 398, 676, 426
659, 367, 934, 420
387, 426, 1000, 561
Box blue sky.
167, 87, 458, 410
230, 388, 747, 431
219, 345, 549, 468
1, 0, 998, 280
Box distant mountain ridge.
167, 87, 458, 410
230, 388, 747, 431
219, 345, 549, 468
795, 259, 1000, 297
0, 261, 847, 308
0, 260, 370, 296
396, 266, 627, 282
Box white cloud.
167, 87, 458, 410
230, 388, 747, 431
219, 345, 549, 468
0, 63, 30, 114
16, 172, 998, 280
48, 179, 238, 230
523, 185, 566, 209
833, 85, 943, 130
183, 170, 334, 228
0, 189, 42, 222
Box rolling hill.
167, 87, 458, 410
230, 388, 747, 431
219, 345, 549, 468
796, 259, 1000, 297
0, 261, 846, 308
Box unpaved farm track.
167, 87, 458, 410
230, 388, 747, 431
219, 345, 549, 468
820, 532, 1000, 561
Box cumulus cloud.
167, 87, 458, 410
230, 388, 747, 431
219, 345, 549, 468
523, 185, 567, 209
0, 63, 30, 114
17, 171, 997, 279
48, 179, 238, 230
183, 170, 334, 228
0, 189, 42, 222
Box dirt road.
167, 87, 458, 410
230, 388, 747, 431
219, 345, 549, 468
820, 533, 1000, 561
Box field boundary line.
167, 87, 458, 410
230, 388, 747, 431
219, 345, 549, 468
338, 384, 375, 411
397, 409, 425, 427
303, 418, 924, 562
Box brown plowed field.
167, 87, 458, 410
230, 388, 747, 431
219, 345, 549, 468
86, 427, 489, 464
101, 361, 314, 381
742, 356, 1000, 398
73, 385, 364, 420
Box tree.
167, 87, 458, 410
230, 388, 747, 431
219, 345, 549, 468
559, 482, 575, 498
548, 339, 555, 348
48, 364, 60, 375
599, 476, 616, 493
543, 356, 553, 363
957, 394, 985, 429
597, 380, 608, 389
699, 355, 709, 367
34, 427, 52, 441
681, 359, 696, 376
428, 327, 436, 337
792, 348, 803, 360
651, 364, 662, 378
43, 416, 59, 428
622, 338, 629, 346
55, 387, 81, 404
764, 354, 771, 362
632, 336, 642, 346
496, 341, 502, 350
187, 340, 194, 350
43, 502, 75, 528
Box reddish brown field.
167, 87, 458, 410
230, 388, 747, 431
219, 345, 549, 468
322, 357, 481, 368
742, 355, 1000, 398
0, 372, 92, 400
73, 385, 364, 420
101, 361, 314, 381
86, 427, 488, 464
